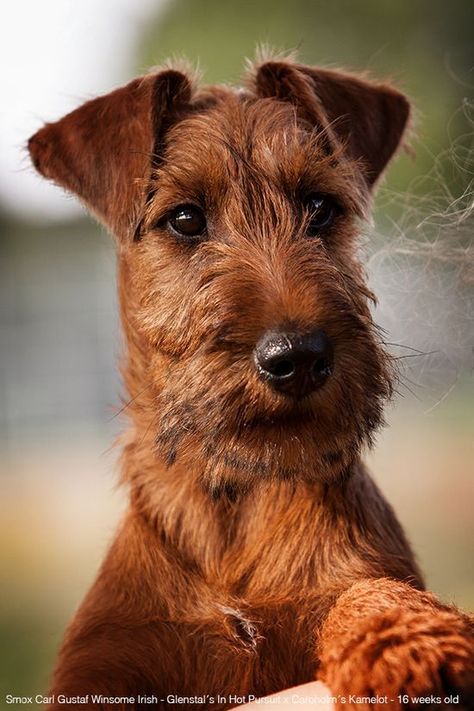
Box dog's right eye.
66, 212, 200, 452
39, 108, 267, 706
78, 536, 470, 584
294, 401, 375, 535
167, 204, 207, 240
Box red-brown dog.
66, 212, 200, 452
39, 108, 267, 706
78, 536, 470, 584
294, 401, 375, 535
29, 56, 474, 710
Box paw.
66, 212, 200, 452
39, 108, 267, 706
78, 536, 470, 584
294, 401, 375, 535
319, 603, 474, 709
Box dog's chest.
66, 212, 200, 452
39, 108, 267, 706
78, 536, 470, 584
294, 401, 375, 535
167, 595, 319, 705
221, 597, 319, 668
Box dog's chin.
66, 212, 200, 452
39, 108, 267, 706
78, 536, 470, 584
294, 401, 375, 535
154, 376, 388, 495
156, 409, 369, 497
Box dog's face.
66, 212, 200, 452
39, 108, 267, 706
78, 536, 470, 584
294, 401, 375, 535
29, 60, 410, 493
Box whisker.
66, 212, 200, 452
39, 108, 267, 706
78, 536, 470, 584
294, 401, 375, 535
392, 351, 438, 360
108, 383, 154, 422
383, 341, 431, 354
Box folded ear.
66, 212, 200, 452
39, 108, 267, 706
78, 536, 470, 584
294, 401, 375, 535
28, 69, 192, 237
254, 60, 411, 187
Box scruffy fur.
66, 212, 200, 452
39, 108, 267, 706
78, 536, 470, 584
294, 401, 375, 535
28, 56, 474, 710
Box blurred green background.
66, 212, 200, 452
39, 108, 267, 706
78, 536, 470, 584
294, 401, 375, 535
1, 0, 473, 702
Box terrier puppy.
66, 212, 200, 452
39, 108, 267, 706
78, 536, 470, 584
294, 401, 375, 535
29, 56, 474, 710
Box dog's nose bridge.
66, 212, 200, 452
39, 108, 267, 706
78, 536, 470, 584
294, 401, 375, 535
212, 228, 327, 337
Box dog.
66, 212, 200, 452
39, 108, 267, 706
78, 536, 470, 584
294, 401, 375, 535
28, 55, 474, 709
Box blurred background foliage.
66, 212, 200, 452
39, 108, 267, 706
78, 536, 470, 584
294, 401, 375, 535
1, 0, 473, 701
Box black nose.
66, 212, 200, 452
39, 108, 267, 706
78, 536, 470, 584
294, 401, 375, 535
254, 328, 333, 398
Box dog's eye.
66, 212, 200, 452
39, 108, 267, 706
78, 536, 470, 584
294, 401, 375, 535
168, 204, 207, 240
304, 194, 338, 236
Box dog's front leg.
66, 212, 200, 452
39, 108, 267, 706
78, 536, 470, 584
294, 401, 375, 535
317, 578, 474, 709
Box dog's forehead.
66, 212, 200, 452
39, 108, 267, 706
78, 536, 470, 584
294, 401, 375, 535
164, 93, 316, 172
158, 91, 353, 200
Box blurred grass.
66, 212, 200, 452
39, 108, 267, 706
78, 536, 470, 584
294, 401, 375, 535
369, 385, 474, 608
0, 615, 60, 700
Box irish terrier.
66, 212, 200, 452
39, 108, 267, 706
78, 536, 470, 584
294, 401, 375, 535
28, 56, 473, 709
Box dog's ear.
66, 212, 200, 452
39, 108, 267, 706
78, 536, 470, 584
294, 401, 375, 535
254, 61, 410, 187
28, 70, 192, 237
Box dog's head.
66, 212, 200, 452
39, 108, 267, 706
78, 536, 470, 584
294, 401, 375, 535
29, 58, 410, 492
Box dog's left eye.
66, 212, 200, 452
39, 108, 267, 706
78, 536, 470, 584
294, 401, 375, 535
168, 204, 207, 240
304, 194, 338, 236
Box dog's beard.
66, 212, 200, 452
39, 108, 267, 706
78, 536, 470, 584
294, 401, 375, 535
153, 346, 392, 496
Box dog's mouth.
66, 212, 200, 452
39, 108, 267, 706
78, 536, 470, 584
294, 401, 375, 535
220, 402, 312, 428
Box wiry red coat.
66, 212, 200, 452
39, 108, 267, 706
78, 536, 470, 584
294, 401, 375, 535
29, 56, 474, 710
